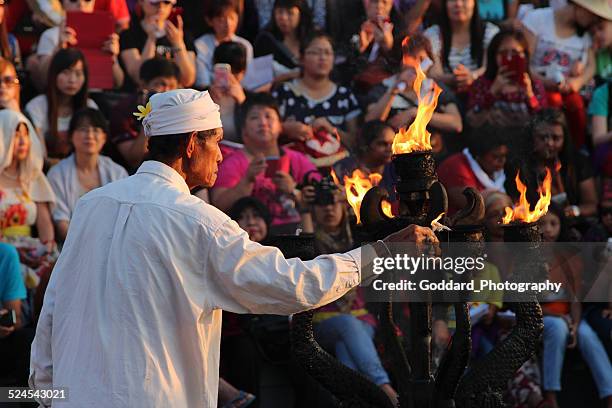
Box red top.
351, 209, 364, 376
437, 152, 486, 215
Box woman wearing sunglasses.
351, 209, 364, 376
119, 0, 196, 90
0, 58, 20, 112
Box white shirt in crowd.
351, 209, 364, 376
36, 26, 60, 56
522, 7, 592, 80
46, 153, 128, 222
194, 33, 253, 89
424, 22, 500, 72
30, 160, 373, 408
25, 95, 98, 154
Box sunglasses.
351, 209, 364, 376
0, 75, 18, 85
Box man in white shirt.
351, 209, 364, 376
30, 89, 436, 407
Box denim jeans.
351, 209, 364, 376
314, 314, 390, 386
542, 315, 612, 398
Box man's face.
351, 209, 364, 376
185, 128, 223, 188
533, 123, 564, 161
242, 105, 282, 148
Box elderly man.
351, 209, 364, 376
30, 89, 436, 407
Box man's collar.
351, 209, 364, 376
136, 161, 191, 194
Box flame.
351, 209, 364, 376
381, 199, 394, 218
342, 169, 383, 224
554, 161, 562, 173
502, 169, 552, 224
431, 212, 445, 226
392, 36, 443, 155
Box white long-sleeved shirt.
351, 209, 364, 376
30, 160, 374, 407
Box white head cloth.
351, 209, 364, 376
142, 89, 223, 137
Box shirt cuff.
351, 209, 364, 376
346, 244, 379, 285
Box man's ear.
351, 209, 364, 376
186, 131, 198, 158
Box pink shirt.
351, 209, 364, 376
214, 148, 319, 226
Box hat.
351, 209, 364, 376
135, 89, 222, 137
572, 0, 612, 21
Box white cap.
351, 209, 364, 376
142, 89, 223, 137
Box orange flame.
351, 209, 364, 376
502, 169, 552, 224
392, 37, 443, 155
342, 169, 383, 224
381, 199, 394, 218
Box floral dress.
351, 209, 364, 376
0, 178, 58, 323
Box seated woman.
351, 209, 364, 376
365, 33, 463, 154
521, 1, 600, 149
25, 49, 98, 160
0, 58, 21, 112
253, 0, 313, 84
507, 108, 598, 219
309, 179, 399, 407
332, 120, 397, 201
424, 0, 499, 98
538, 204, 612, 408
467, 28, 547, 128
437, 125, 509, 215
120, 0, 196, 90
0, 110, 56, 322
47, 108, 128, 243
271, 31, 360, 163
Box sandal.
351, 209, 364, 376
221, 390, 256, 408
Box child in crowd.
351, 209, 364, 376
195, 0, 253, 89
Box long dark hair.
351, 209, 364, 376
439, 0, 485, 71
46, 48, 89, 145
483, 28, 531, 81
267, 0, 313, 45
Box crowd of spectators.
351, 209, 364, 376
1, 0, 611, 407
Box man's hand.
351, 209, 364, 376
246, 155, 267, 182
381, 224, 440, 256
273, 171, 296, 195
0, 309, 14, 339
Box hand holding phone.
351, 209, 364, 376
0, 309, 16, 327
213, 63, 232, 90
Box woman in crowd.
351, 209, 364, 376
365, 33, 463, 154
272, 32, 361, 154
0, 110, 56, 322
509, 108, 597, 219
332, 120, 397, 200
209, 41, 248, 146
538, 203, 612, 408
195, 0, 252, 89
521, 0, 601, 149
229, 196, 272, 243
120, 0, 196, 89
0, 58, 20, 112
424, 0, 499, 96
437, 125, 509, 215
467, 28, 547, 128
309, 178, 399, 407
0, 0, 21, 69
25, 49, 98, 160
47, 108, 128, 243
253, 0, 312, 84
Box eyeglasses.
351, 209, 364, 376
0, 76, 19, 86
